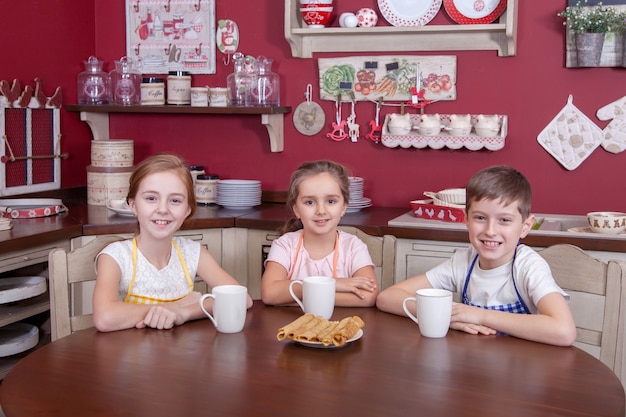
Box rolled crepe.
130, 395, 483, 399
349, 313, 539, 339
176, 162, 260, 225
332, 316, 365, 347
295, 317, 335, 342
277, 313, 315, 340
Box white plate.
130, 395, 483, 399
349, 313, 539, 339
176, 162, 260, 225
220, 205, 257, 210
346, 205, 372, 213
443, 0, 506, 24
107, 199, 135, 217
296, 328, 363, 349
217, 180, 261, 186
0, 323, 39, 357
378, 0, 442, 26
0, 276, 47, 304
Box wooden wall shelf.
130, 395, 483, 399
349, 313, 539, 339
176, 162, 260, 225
284, 0, 518, 58
66, 104, 292, 152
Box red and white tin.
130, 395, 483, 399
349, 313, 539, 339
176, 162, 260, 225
87, 165, 134, 206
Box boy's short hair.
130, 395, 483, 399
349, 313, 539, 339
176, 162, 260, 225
466, 165, 532, 219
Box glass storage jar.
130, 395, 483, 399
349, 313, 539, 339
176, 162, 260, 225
77, 56, 111, 105
247, 56, 279, 107
111, 56, 142, 105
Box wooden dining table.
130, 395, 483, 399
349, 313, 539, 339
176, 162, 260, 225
1, 302, 624, 417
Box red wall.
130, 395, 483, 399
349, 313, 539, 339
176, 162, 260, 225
2, 0, 625, 215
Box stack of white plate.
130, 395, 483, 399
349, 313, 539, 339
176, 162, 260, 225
217, 179, 262, 210
347, 177, 372, 213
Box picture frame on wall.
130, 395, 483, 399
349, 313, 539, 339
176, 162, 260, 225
125, 0, 216, 74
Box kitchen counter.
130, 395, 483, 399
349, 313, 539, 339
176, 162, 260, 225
1, 189, 625, 254
387, 211, 626, 252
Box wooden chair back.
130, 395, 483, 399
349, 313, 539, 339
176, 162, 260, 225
339, 226, 396, 290
538, 244, 626, 374
49, 235, 123, 340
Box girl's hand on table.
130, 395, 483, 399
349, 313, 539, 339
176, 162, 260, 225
335, 276, 377, 300
136, 292, 202, 329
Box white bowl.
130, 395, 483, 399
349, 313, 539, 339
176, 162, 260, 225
437, 188, 466, 205
587, 211, 626, 234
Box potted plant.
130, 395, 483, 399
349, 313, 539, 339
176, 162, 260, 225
558, 1, 624, 66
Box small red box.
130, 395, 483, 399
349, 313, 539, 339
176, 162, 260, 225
409, 199, 465, 223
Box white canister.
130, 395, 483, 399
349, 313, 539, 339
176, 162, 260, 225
167, 71, 191, 105
190, 86, 209, 107
140, 77, 165, 105
195, 174, 219, 205
86, 165, 134, 206
209, 87, 229, 107
91, 140, 134, 168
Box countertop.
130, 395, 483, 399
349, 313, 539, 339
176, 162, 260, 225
1, 189, 626, 254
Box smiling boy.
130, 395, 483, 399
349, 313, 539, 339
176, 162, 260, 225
376, 165, 576, 346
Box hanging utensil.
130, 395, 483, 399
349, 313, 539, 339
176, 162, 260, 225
366, 97, 383, 143
347, 92, 359, 142
293, 84, 326, 136
326, 95, 348, 142
216, 19, 239, 65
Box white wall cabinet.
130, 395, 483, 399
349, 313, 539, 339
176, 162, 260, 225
394, 238, 469, 283
284, 0, 518, 58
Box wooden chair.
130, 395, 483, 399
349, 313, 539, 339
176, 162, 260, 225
538, 244, 626, 376
339, 226, 396, 290
48, 235, 124, 341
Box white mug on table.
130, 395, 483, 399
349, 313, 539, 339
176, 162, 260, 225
403, 288, 453, 338
289, 276, 335, 319
199, 285, 248, 333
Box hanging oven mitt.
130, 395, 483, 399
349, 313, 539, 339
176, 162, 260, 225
537, 95, 603, 170
596, 95, 626, 154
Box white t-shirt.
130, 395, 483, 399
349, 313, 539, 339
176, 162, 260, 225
265, 230, 374, 280
96, 236, 200, 303
426, 244, 569, 313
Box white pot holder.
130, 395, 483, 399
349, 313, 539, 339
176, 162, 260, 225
537, 95, 604, 170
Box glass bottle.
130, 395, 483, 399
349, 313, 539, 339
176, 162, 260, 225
110, 56, 142, 105
77, 56, 111, 105
247, 56, 280, 107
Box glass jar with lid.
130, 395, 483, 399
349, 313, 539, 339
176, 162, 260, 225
77, 56, 111, 104
247, 56, 280, 107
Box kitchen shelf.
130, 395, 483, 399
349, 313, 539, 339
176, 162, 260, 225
66, 104, 292, 152
284, 0, 518, 58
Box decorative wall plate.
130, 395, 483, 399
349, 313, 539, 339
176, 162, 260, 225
378, 0, 442, 26
443, 0, 506, 24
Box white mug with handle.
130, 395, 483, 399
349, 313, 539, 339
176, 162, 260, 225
403, 288, 453, 338
199, 285, 248, 333
288, 276, 335, 319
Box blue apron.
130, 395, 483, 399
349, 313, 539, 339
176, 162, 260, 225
461, 248, 531, 314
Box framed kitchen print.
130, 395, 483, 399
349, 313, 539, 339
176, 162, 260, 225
125, 0, 216, 74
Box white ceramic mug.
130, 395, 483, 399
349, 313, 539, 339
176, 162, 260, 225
403, 288, 453, 338
289, 276, 335, 319
199, 285, 248, 333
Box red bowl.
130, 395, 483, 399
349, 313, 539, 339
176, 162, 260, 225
300, 7, 334, 27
